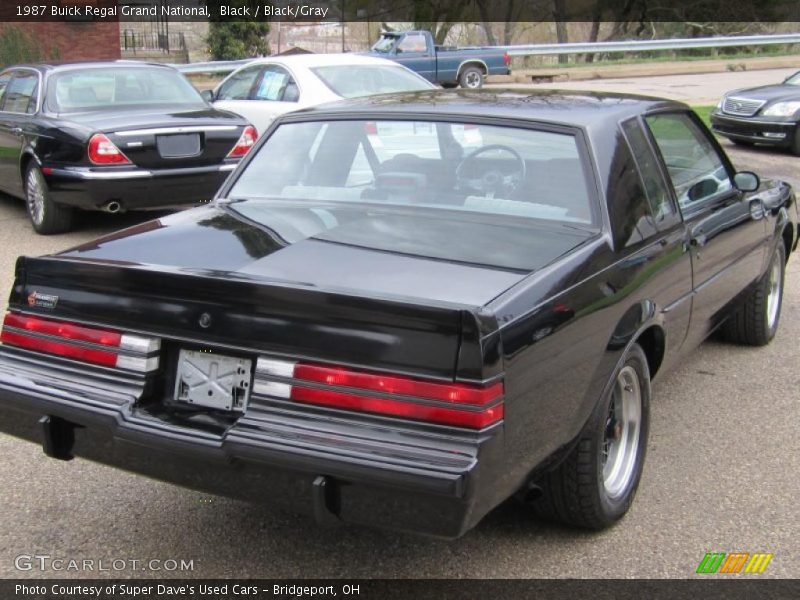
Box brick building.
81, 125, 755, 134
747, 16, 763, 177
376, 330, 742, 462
0, 0, 121, 64
14, 21, 121, 62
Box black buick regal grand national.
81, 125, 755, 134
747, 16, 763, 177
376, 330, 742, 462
0, 90, 796, 538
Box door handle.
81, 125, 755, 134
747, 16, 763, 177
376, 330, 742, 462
11, 127, 23, 136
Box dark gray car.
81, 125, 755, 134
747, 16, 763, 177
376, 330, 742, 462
710, 70, 800, 154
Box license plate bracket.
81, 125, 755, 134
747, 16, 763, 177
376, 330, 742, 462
173, 349, 252, 412
157, 133, 201, 158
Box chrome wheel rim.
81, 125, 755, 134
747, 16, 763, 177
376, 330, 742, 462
26, 169, 45, 226
464, 71, 482, 88
766, 255, 782, 329
602, 365, 642, 499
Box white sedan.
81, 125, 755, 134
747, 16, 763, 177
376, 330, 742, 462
204, 54, 436, 134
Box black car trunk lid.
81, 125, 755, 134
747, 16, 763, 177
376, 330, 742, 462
66, 108, 246, 168
9, 255, 479, 382
106, 123, 242, 168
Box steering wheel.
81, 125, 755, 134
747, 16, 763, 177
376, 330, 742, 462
455, 144, 527, 196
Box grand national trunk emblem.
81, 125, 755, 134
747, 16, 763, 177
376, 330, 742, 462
174, 349, 253, 412
27, 291, 58, 310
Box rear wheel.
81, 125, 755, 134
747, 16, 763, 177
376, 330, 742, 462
720, 243, 785, 346
531, 343, 651, 529
459, 66, 484, 89
25, 164, 74, 234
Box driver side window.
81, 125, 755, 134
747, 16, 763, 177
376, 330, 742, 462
644, 112, 732, 210
217, 66, 262, 101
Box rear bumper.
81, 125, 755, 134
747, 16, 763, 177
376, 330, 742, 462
710, 112, 798, 146
0, 347, 503, 538
43, 162, 238, 210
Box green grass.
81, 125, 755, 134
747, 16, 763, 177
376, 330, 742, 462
691, 105, 715, 129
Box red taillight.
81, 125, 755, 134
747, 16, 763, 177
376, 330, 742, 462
1, 313, 159, 372
88, 133, 131, 165
0, 330, 119, 367
228, 125, 257, 158
3, 312, 121, 347
291, 386, 503, 429
257, 358, 504, 429
503, 51, 510, 66
294, 363, 503, 406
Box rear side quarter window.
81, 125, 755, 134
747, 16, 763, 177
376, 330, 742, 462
620, 117, 680, 230
605, 129, 658, 248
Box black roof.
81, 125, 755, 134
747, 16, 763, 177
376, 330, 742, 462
301, 89, 684, 128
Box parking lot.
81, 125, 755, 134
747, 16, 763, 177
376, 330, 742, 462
0, 102, 798, 578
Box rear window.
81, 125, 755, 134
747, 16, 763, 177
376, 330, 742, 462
229, 119, 595, 225
311, 65, 433, 99
47, 67, 205, 112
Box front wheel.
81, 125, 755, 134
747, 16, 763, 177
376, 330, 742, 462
531, 343, 651, 529
458, 66, 484, 89
720, 243, 785, 346
25, 164, 74, 234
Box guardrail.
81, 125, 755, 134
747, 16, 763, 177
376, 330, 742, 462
502, 32, 800, 56
173, 59, 254, 74
173, 32, 800, 75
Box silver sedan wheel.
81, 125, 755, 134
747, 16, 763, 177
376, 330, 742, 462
26, 168, 46, 226
602, 365, 642, 499
766, 254, 782, 329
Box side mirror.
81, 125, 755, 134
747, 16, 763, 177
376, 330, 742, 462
687, 178, 719, 202
200, 89, 215, 103
734, 171, 760, 192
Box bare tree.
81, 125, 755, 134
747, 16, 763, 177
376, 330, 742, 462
412, 0, 472, 44
476, 1, 522, 46
552, 0, 569, 64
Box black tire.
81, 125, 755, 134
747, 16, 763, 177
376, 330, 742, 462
791, 126, 800, 156
531, 343, 651, 529
720, 243, 785, 346
458, 66, 484, 89
25, 164, 74, 234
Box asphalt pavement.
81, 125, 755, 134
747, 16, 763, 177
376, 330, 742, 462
492, 66, 800, 105
0, 78, 798, 578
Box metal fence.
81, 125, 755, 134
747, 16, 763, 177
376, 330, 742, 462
121, 31, 187, 55
173, 32, 800, 75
